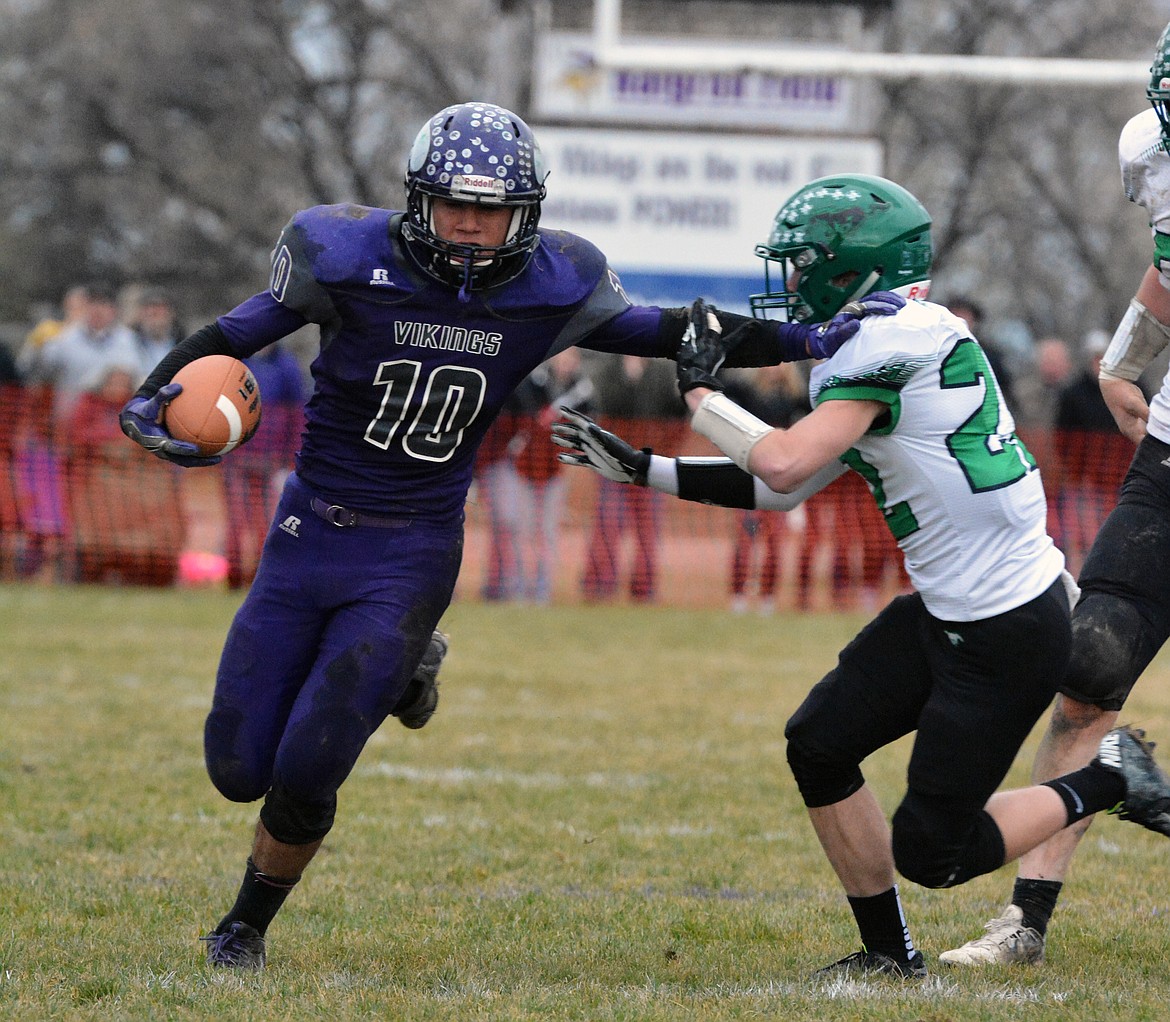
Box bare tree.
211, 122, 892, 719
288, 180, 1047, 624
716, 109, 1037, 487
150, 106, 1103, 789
0, 0, 1163, 348
883, 0, 1161, 344
0, 0, 535, 320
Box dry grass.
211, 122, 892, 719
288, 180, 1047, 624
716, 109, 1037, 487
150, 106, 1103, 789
3, 584, 1170, 1020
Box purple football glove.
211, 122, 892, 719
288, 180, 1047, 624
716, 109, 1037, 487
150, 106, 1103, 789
806, 290, 906, 360
119, 382, 222, 467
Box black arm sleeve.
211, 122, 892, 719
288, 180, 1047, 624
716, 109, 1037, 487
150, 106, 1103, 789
654, 307, 689, 356
675, 457, 759, 509
717, 312, 809, 367
657, 307, 810, 367
135, 322, 237, 398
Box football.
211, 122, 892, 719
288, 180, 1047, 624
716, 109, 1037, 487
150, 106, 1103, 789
163, 355, 262, 456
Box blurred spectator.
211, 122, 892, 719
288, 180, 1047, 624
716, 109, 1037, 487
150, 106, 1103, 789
18, 281, 141, 424
0, 346, 23, 578
23, 285, 89, 352
129, 288, 185, 381
944, 295, 984, 338
1053, 330, 1124, 575
1008, 335, 1076, 564
580, 353, 684, 603
499, 348, 594, 603
0, 341, 19, 387
1012, 336, 1075, 431
474, 404, 524, 601
477, 349, 594, 602
13, 282, 140, 582
9, 420, 70, 582
221, 342, 307, 588
945, 294, 1018, 411
1056, 330, 1115, 433
65, 366, 185, 585
723, 363, 807, 614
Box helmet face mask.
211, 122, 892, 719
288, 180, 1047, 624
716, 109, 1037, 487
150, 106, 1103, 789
750, 174, 933, 324
1149, 22, 1170, 143
403, 102, 548, 291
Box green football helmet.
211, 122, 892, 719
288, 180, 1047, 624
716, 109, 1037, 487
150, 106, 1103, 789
750, 174, 933, 324
1148, 21, 1170, 142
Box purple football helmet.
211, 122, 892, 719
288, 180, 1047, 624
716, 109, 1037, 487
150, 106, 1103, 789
402, 101, 548, 291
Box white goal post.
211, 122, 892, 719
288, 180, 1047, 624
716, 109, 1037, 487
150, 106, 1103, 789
591, 0, 1148, 86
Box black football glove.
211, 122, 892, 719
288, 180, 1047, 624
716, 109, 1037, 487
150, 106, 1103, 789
551, 407, 650, 485
675, 297, 728, 396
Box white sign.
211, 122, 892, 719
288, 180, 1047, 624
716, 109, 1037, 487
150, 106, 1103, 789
533, 32, 858, 131
537, 126, 883, 309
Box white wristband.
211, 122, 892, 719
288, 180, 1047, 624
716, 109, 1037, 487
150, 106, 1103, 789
1100, 298, 1170, 382
689, 391, 774, 472
645, 454, 680, 495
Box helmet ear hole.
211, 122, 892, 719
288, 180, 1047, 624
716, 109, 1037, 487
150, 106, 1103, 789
828, 269, 861, 290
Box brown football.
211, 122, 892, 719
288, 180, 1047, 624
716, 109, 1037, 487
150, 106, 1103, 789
163, 355, 262, 456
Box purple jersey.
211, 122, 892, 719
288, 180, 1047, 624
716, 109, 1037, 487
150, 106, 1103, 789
214, 204, 671, 519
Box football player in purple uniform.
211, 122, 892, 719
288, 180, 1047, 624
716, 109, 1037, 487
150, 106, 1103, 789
119, 101, 900, 969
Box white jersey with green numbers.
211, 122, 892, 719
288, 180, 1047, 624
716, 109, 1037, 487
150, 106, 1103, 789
809, 300, 1065, 622
1120, 107, 1170, 446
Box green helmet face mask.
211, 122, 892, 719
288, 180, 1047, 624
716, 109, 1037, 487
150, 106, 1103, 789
1149, 21, 1170, 143
750, 174, 933, 324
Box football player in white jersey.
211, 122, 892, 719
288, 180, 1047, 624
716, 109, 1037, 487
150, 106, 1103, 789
936, 22, 1170, 968
552, 174, 1170, 979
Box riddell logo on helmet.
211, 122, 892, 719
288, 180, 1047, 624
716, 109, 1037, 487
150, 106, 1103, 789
904, 282, 931, 300
453, 175, 506, 198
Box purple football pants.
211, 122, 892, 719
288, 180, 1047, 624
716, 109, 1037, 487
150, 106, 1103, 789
204, 472, 463, 808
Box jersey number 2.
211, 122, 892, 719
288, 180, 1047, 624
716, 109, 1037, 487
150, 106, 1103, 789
940, 339, 1036, 491
844, 340, 1036, 542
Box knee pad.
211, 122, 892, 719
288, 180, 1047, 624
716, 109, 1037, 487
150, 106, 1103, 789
1062, 593, 1150, 709
205, 716, 270, 805
205, 757, 269, 804
259, 782, 337, 845
785, 728, 865, 809
892, 797, 1004, 889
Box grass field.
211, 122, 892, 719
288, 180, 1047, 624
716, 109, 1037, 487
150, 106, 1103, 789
4, 584, 1170, 1020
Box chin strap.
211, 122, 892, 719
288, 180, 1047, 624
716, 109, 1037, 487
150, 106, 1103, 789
843, 270, 882, 306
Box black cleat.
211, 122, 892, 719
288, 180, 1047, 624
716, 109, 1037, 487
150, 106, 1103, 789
395, 630, 449, 730
200, 920, 266, 970
1095, 725, 1170, 836
813, 949, 927, 980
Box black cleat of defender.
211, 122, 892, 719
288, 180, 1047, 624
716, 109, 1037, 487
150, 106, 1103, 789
813, 949, 927, 980
1095, 725, 1170, 836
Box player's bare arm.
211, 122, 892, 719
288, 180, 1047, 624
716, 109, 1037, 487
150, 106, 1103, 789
1100, 376, 1151, 444
683, 384, 882, 493
1100, 266, 1170, 443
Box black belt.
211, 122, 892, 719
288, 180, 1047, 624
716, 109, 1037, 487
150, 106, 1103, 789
310, 497, 412, 529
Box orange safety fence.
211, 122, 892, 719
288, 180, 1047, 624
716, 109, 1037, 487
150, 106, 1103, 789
0, 388, 1135, 611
